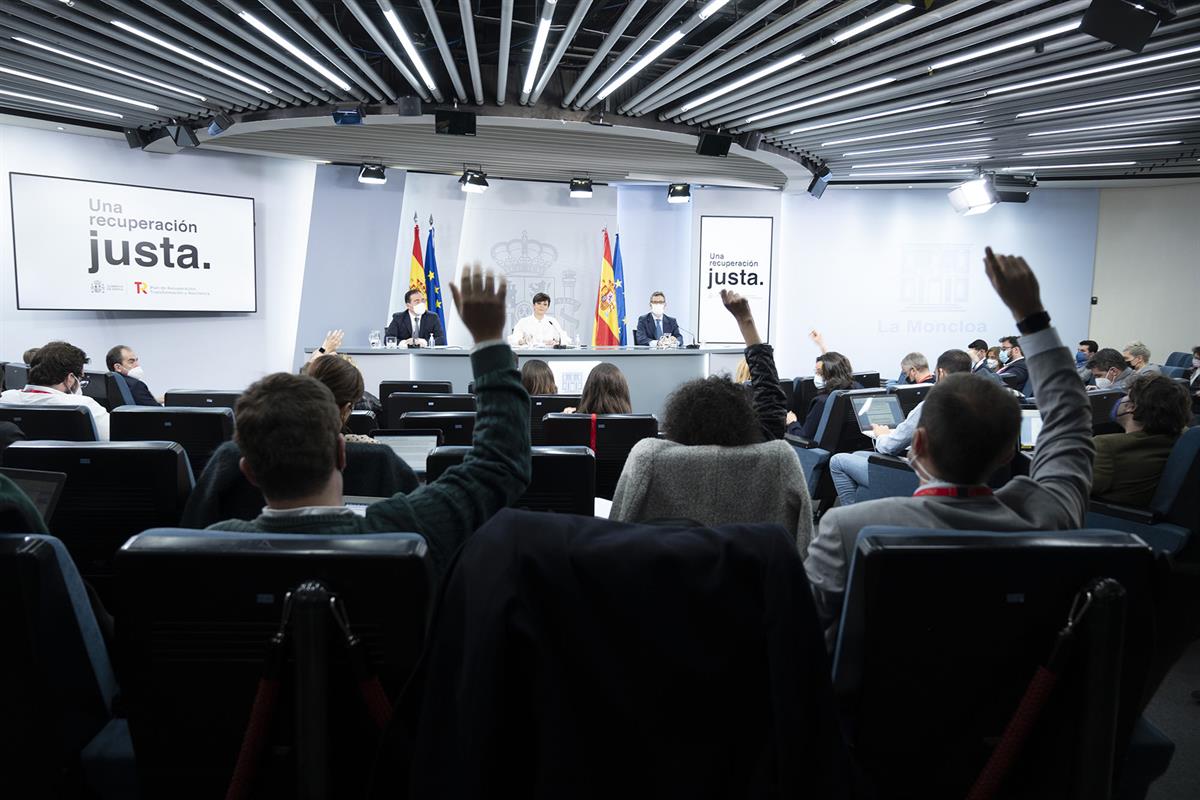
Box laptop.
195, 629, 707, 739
343, 495, 388, 517
0, 466, 67, 522
850, 395, 906, 438
369, 429, 444, 476
1019, 409, 1044, 451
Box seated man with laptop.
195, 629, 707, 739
829, 350, 974, 506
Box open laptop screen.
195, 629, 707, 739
0, 466, 67, 522
1019, 409, 1044, 451
850, 395, 905, 433
372, 431, 442, 475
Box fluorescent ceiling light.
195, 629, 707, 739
787, 99, 950, 134
596, 30, 685, 101
929, 20, 1081, 71
746, 76, 896, 124
239, 11, 351, 92
852, 154, 992, 169
111, 20, 273, 94
851, 169, 975, 177
382, 8, 438, 92
989, 44, 1200, 95
1026, 114, 1200, 137
680, 51, 806, 112
523, 15, 553, 95
0, 87, 123, 118
1021, 140, 1181, 156
1015, 85, 1200, 118
830, 5, 914, 44
821, 119, 982, 146
1000, 162, 1137, 170
843, 136, 993, 157
0, 64, 158, 110
13, 36, 207, 102
698, 0, 730, 21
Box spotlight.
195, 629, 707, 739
992, 173, 1037, 203
459, 169, 489, 193
948, 177, 997, 216
1081, 0, 1176, 53
167, 124, 199, 148
667, 183, 691, 204
332, 104, 365, 125
206, 113, 234, 137
807, 164, 833, 199
358, 164, 387, 184
569, 177, 593, 198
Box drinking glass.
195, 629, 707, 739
368, 329, 383, 349
385, 336, 398, 348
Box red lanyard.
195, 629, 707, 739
913, 485, 994, 498
21, 389, 53, 395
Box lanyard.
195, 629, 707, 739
913, 485, 994, 498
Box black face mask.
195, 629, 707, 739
1125, 360, 1135, 369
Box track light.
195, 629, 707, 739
206, 113, 234, 137
332, 105, 366, 125
667, 183, 691, 204
460, 169, 489, 193
167, 124, 199, 148
358, 164, 387, 184
830, 5, 914, 45
948, 177, 997, 216
569, 177, 593, 198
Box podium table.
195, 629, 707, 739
309, 347, 745, 418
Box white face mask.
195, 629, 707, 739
650, 303, 665, 318
126, 365, 145, 381
986, 358, 999, 370
1193, 357, 1200, 369
1095, 376, 1113, 390
813, 374, 826, 390
70, 375, 83, 395
412, 303, 427, 316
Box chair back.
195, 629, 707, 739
115, 530, 431, 800
385, 393, 476, 427
1150, 427, 1200, 534
111, 406, 234, 476
82, 370, 136, 411
530, 394, 581, 445
542, 413, 659, 499
889, 383, 933, 416
1161, 365, 1186, 379
397, 411, 476, 445
3, 362, 29, 391
813, 389, 885, 454
853, 371, 881, 389
379, 379, 453, 398
164, 390, 242, 409
834, 527, 1156, 798
999, 372, 1025, 392
0, 405, 98, 441
347, 409, 376, 435
1164, 351, 1191, 369
1088, 389, 1126, 435
427, 445, 595, 515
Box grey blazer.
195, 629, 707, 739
803, 327, 1094, 639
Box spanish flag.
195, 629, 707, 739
591, 229, 621, 347
407, 222, 426, 294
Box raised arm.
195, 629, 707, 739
721, 289, 787, 441
808, 329, 828, 355
304, 329, 344, 368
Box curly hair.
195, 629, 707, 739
577, 363, 632, 414
663, 376, 761, 446
1126, 374, 1191, 437
816, 351, 855, 392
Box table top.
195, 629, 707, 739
315, 346, 747, 357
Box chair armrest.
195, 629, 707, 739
785, 433, 817, 449
1089, 500, 1157, 525
867, 453, 912, 472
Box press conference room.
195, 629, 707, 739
1, 0, 1199, 797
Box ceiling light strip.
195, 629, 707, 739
830, 5, 914, 45
852, 154, 992, 169
820, 120, 982, 147
0, 87, 124, 118
596, 30, 685, 101
843, 136, 994, 157
13, 36, 207, 102
1020, 140, 1182, 157
929, 20, 1081, 71
111, 20, 274, 94
1014, 85, 1200, 118
989, 44, 1200, 95
679, 51, 806, 113
999, 162, 1138, 170
787, 99, 950, 135
1026, 114, 1200, 137
238, 11, 351, 92
0, 64, 158, 110
746, 76, 896, 124
380, 8, 438, 93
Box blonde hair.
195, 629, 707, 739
734, 359, 751, 383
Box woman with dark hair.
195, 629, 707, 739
786, 351, 861, 440
305, 354, 379, 444
521, 359, 557, 396
565, 363, 632, 414
1092, 374, 1192, 506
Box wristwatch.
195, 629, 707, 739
1016, 311, 1050, 335
317, 347, 326, 354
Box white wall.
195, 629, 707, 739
774, 187, 1101, 380
0, 124, 315, 392
1091, 182, 1200, 362
617, 185, 692, 336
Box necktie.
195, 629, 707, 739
655, 318, 663, 339
413, 315, 420, 337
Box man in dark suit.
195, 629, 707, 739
386, 289, 446, 347
106, 345, 160, 406
634, 291, 683, 347
997, 334, 1030, 393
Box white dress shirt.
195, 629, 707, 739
0, 384, 111, 440
508, 315, 572, 347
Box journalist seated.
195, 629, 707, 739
207, 265, 531, 584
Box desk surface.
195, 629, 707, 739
324, 346, 746, 356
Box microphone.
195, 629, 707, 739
545, 316, 573, 348
676, 325, 701, 349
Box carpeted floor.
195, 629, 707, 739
1146, 640, 1200, 799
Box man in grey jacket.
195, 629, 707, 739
804, 248, 1093, 640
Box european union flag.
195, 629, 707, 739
613, 233, 628, 346
425, 224, 447, 342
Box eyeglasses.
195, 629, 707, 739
73, 374, 90, 389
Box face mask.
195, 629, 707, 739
650, 303, 665, 318
1095, 376, 1113, 390
1194, 357, 1200, 369
986, 358, 999, 370
999, 350, 1010, 364
910, 451, 939, 485
412, 303, 427, 316
1075, 351, 1088, 366
813, 374, 826, 390
127, 365, 145, 381
69, 375, 83, 395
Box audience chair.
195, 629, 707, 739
0, 405, 98, 441
999, 372, 1027, 393
180, 440, 419, 528
347, 409, 377, 436
794, 376, 819, 417
426, 445, 595, 515
787, 389, 886, 504
833, 527, 1162, 800
111, 406, 234, 476
379, 379, 453, 399
542, 413, 659, 500
778, 379, 796, 413
1089, 389, 1127, 435
530, 394, 581, 445
852, 371, 881, 389
3, 362, 29, 391
82, 370, 136, 412
2, 441, 193, 585
396, 411, 476, 446
467, 380, 475, 395
164, 389, 242, 409
115, 529, 432, 800
376, 509, 850, 798
1, 534, 136, 799
384, 392, 476, 428
1161, 365, 1186, 380
889, 383, 933, 416
1164, 352, 1191, 369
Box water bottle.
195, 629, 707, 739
428, 332, 435, 348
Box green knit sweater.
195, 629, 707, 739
209, 344, 532, 581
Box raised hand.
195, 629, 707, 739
321, 329, 344, 353
721, 288, 761, 346
450, 263, 508, 343
984, 247, 1045, 322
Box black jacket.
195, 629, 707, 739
386, 312, 446, 345
123, 374, 160, 406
